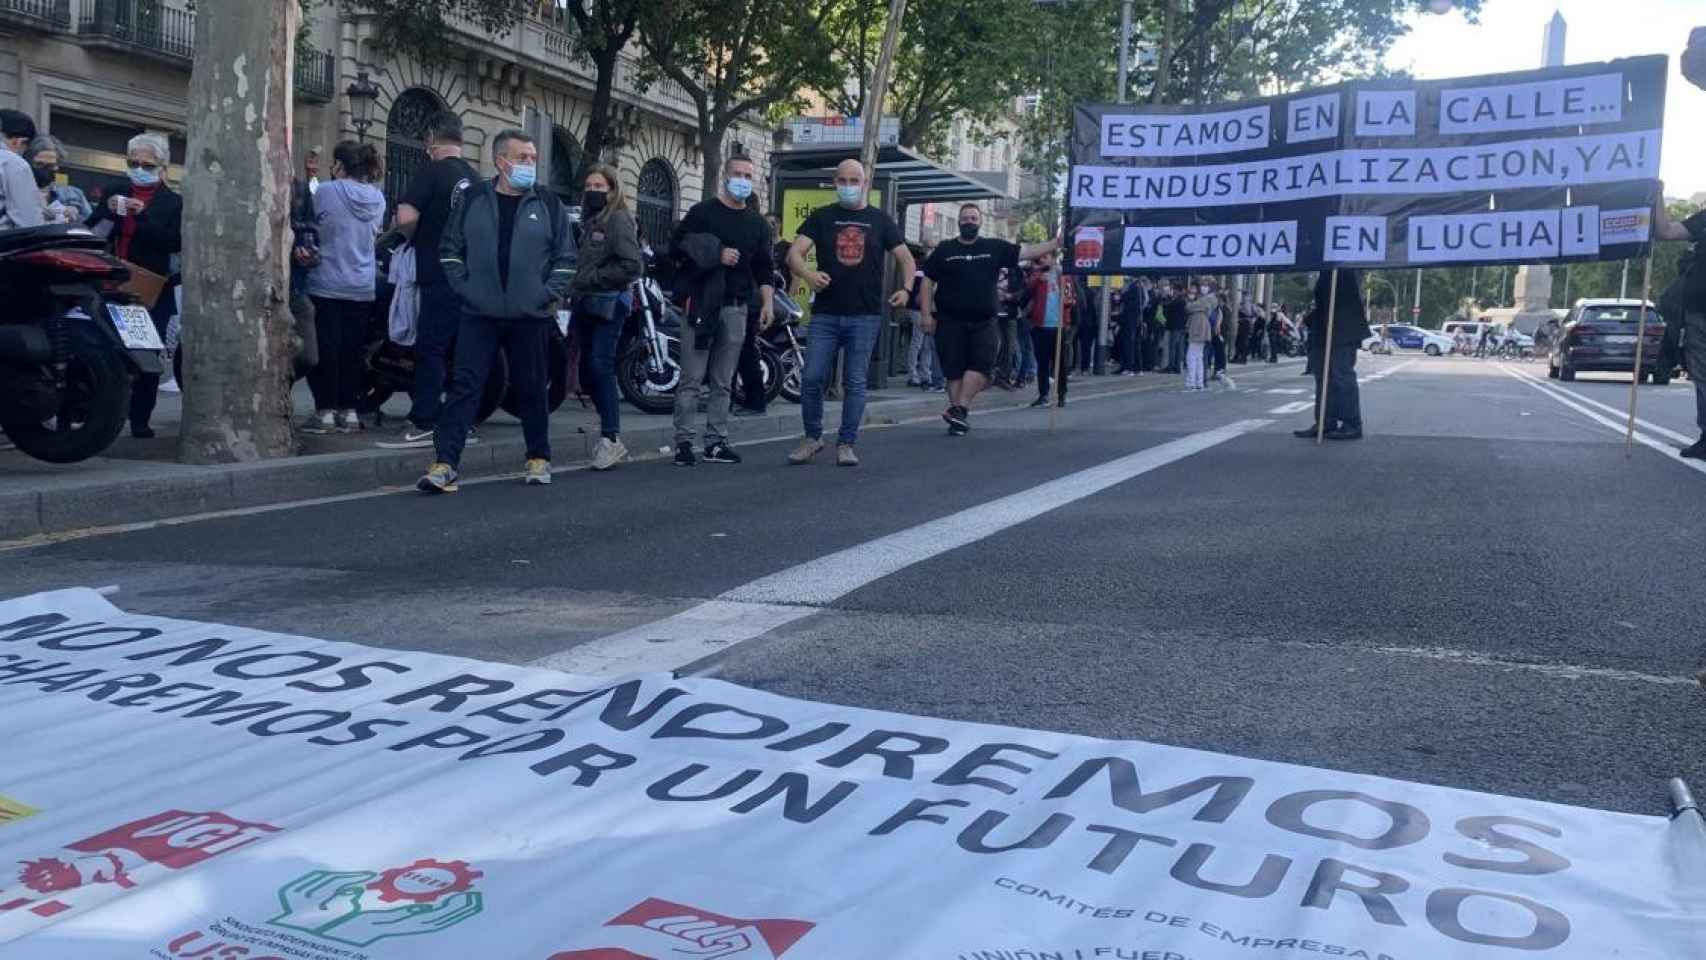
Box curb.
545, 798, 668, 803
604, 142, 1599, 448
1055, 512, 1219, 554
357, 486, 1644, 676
6, 374, 1179, 542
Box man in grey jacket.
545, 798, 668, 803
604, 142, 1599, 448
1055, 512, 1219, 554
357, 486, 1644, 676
418, 129, 576, 493
0, 110, 44, 231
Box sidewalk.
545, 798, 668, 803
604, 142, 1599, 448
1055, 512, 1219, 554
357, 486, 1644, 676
0, 369, 1187, 542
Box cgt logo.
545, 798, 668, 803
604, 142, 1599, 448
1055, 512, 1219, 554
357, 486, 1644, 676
549, 898, 814, 960
0, 810, 278, 934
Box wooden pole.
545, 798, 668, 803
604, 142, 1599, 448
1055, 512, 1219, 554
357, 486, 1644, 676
1315, 269, 1341, 445
1623, 256, 1655, 457
859, 0, 908, 180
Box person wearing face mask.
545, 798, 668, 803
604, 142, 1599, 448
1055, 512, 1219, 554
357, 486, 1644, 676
420, 129, 576, 492
0, 109, 44, 231
668, 153, 775, 466
22, 136, 90, 224
567, 162, 643, 470
919, 204, 1059, 435
87, 133, 182, 438
785, 159, 916, 466
1183, 280, 1217, 392
303, 140, 386, 436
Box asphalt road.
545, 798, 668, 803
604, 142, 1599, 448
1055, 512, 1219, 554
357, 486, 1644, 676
3, 352, 1702, 816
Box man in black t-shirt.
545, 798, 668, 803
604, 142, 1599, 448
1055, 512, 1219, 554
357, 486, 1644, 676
785, 159, 916, 466
380, 111, 478, 449
921, 204, 1059, 435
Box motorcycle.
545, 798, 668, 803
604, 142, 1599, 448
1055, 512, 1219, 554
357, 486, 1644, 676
616, 274, 683, 416
0, 224, 159, 464
764, 277, 807, 404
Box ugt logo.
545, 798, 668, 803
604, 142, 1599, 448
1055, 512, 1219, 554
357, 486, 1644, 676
549, 898, 815, 960
266, 858, 483, 946
0, 810, 277, 935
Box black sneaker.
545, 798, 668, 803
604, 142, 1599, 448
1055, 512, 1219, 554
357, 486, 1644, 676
703, 442, 742, 464
674, 442, 697, 467
1029, 396, 1048, 408
943, 405, 969, 434
1680, 437, 1706, 460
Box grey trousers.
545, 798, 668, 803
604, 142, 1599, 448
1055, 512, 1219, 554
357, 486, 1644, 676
674, 305, 745, 446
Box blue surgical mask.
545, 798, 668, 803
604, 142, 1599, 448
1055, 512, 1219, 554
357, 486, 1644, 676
507, 163, 536, 190
127, 166, 160, 187
836, 184, 863, 206
726, 176, 753, 201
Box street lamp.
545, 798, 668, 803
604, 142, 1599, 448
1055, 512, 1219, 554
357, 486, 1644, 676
346, 71, 380, 142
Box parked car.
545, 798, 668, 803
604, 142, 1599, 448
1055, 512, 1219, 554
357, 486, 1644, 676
1548, 299, 1670, 384
1383, 324, 1456, 356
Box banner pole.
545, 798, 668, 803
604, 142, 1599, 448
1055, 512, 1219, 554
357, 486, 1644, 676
1315, 268, 1341, 445
1623, 255, 1655, 458
1050, 310, 1067, 431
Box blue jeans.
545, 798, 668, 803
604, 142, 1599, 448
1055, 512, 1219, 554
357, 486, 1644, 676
1016, 319, 1036, 380
574, 298, 625, 439
408, 279, 461, 429
801, 312, 881, 446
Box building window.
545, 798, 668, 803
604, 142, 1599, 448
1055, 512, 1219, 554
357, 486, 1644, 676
384, 88, 446, 210
548, 126, 584, 205
635, 158, 677, 249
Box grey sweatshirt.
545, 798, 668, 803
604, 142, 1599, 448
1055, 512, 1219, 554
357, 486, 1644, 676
0, 148, 43, 230
306, 178, 385, 302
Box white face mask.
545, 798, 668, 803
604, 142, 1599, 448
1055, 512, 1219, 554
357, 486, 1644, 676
1199, 286, 1211, 297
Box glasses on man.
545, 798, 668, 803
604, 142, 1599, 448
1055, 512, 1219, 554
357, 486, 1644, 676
126, 160, 160, 171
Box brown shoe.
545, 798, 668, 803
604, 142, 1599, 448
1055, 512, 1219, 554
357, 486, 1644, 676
837, 444, 859, 467
787, 437, 825, 465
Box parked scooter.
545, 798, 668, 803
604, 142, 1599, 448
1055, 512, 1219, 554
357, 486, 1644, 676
764, 275, 807, 404
0, 224, 160, 463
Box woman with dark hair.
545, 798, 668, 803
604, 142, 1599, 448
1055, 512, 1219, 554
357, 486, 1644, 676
567, 161, 642, 469
87, 133, 181, 438
303, 140, 385, 434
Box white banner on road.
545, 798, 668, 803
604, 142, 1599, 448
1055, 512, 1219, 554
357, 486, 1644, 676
0, 590, 1701, 959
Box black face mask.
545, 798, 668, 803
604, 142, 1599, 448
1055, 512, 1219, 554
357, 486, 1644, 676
32, 165, 56, 189
958, 222, 979, 241
582, 190, 608, 215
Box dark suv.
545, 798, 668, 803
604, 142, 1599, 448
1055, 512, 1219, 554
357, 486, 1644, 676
1549, 299, 1671, 384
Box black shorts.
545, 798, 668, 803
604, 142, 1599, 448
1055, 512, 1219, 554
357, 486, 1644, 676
934, 314, 998, 380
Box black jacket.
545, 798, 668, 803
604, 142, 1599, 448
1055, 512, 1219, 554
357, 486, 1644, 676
87, 181, 182, 279
1304, 270, 1372, 350
439, 179, 576, 320
671, 232, 727, 327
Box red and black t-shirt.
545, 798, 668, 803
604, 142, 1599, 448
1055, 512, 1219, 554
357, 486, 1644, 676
798, 203, 904, 316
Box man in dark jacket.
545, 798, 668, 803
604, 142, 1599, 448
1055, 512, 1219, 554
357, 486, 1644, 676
1296, 270, 1373, 441
418, 129, 575, 492
1163, 282, 1188, 373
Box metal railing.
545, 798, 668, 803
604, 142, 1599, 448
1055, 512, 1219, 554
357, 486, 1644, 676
0, 0, 71, 29
295, 45, 335, 102
77, 0, 194, 63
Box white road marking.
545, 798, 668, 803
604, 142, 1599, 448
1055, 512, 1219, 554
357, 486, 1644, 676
1265, 388, 1308, 395
1509, 375, 1695, 446
534, 419, 1273, 675
1500, 365, 1706, 479
1368, 644, 1698, 687
1268, 401, 1314, 415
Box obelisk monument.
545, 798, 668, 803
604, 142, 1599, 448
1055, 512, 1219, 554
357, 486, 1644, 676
1513, 11, 1566, 329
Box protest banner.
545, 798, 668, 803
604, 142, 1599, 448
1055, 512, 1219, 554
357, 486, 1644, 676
1067, 57, 1668, 274
1, 589, 1701, 958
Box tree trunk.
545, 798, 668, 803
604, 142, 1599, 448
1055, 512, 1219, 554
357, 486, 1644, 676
581, 46, 621, 174
699, 122, 724, 184
177, 0, 298, 463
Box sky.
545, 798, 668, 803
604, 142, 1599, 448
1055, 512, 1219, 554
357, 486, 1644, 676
1384, 0, 1703, 200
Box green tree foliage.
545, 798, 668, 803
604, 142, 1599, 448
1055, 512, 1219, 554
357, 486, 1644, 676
818, 0, 1043, 154
637, 0, 845, 174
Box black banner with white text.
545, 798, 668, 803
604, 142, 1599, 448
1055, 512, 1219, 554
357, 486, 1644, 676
1066, 57, 1668, 274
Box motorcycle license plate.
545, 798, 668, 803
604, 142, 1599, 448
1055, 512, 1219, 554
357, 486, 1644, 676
107, 304, 164, 350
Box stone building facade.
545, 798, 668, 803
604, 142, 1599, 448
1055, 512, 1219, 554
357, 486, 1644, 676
0, 0, 771, 241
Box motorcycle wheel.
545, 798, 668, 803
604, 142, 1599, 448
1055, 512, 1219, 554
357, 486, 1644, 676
617, 338, 680, 415
1, 324, 130, 464
779, 346, 804, 404
501, 329, 569, 417
758, 343, 785, 404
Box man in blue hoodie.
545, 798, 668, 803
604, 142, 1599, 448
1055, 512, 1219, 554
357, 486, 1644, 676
419, 130, 576, 492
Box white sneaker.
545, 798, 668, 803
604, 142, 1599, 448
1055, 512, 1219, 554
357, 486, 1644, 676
338, 410, 363, 433
591, 437, 627, 471
159, 378, 181, 394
